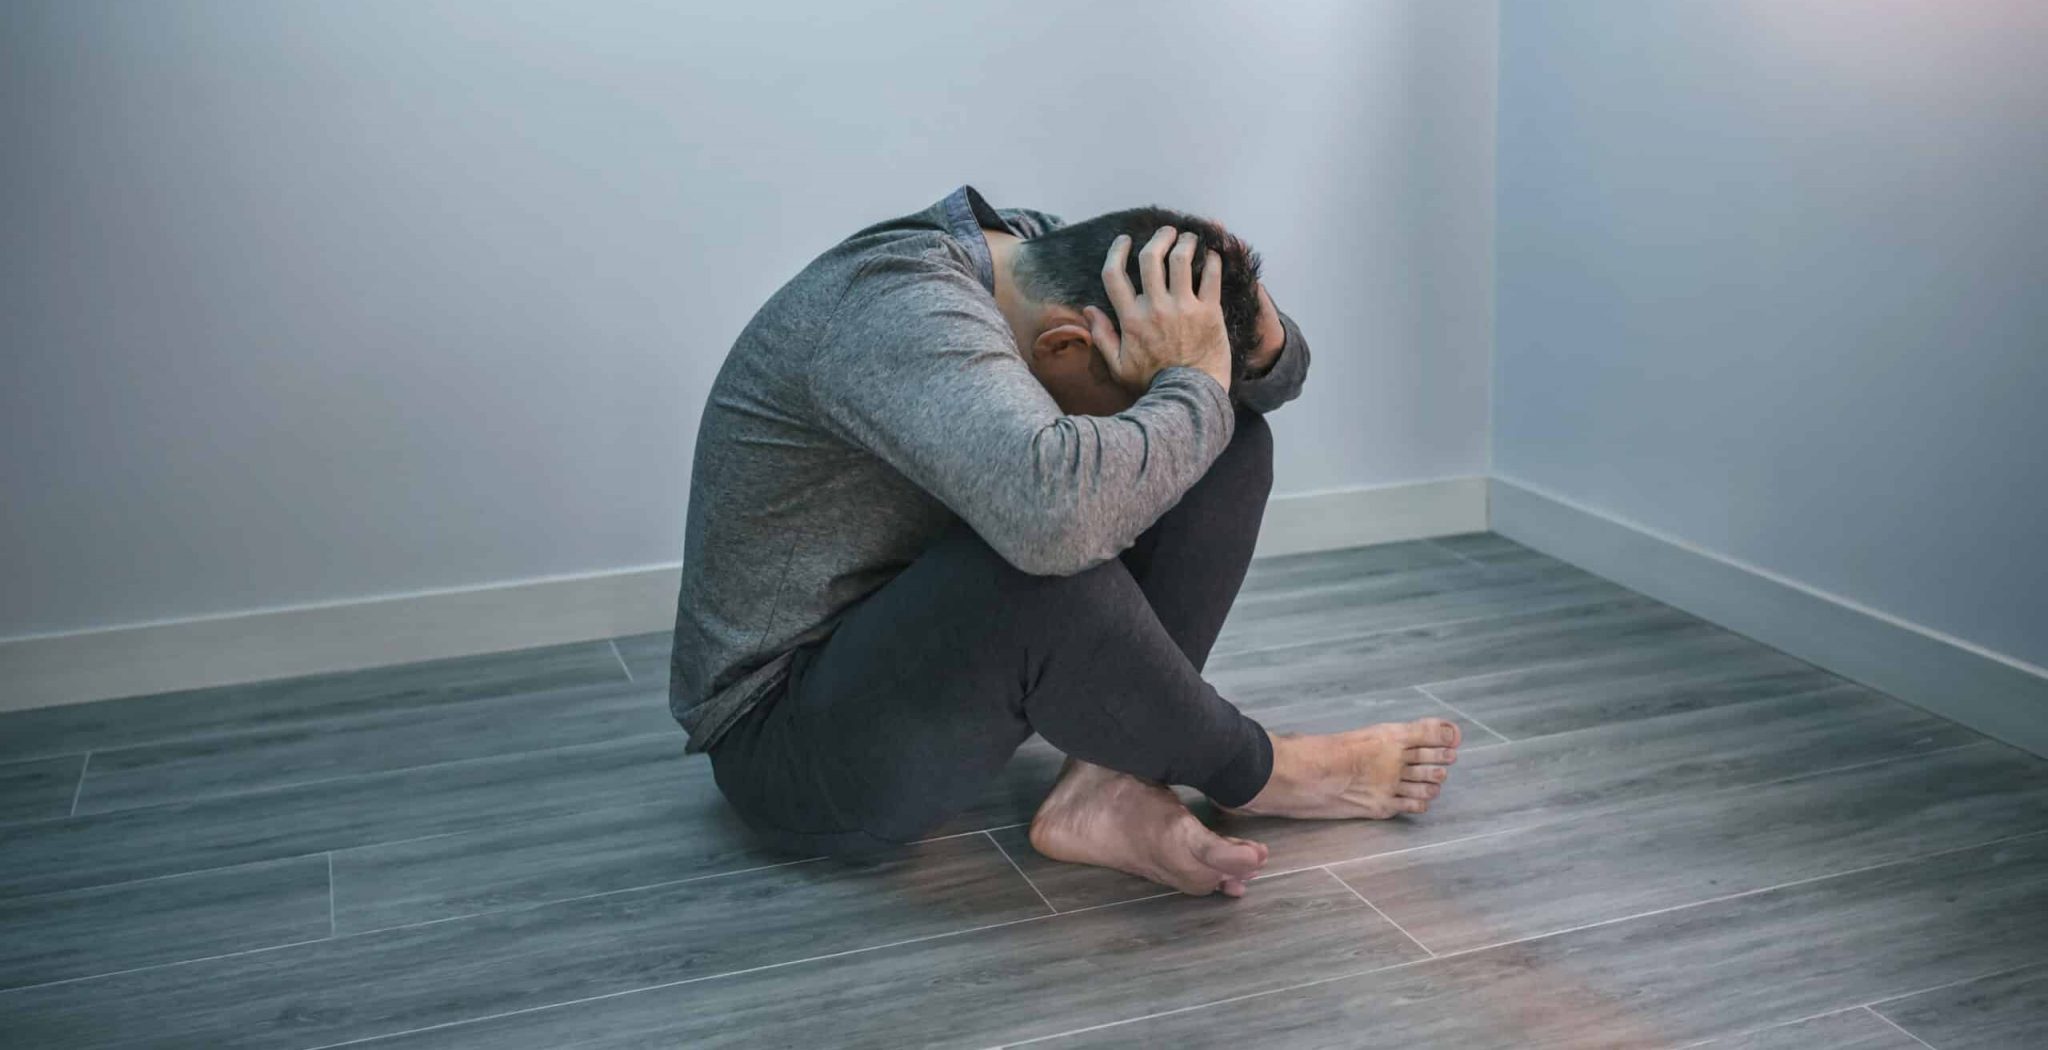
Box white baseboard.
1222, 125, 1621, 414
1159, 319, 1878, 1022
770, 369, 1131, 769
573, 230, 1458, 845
1254, 476, 1489, 559
0, 477, 1488, 713
1489, 477, 2048, 758
0, 568, 683, 715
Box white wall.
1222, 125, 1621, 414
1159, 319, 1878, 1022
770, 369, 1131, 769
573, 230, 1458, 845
1494, 1, 2048, 669
1, 0, 1496, 640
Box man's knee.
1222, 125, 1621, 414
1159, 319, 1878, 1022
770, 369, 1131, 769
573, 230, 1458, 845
1217, 406, 1275, 498
927, 518, 1134, 607
1169, 407, 1272, 525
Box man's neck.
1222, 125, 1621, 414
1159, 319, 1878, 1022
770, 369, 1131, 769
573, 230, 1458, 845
982, 228, 1037, 348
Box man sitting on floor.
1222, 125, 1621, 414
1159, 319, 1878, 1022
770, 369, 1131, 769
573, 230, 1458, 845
669, 186, 1462, 896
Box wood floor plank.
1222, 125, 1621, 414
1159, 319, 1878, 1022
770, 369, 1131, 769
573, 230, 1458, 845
1430, 531, 1548, 565
1214, 558, 1636, 657
73, 679, 675, 815
1039, 834, 2048, 1049
1707, 1008, 1926, 1049
0, 834, 1045, 1050
350, 867, 1424, 1049
1237, 539, 1468, 595
0, 733, 687, 901
1001, 684, 1982, 911
1420, 629, 1840, 739
1332, 741, 2048, 953
0, 754, 85, 824
1875, 961, 2048, 1049
1208, 596, 1714, 712
0, 641, 627, 763
330, 758, 775, 934
0, 856, 329, 992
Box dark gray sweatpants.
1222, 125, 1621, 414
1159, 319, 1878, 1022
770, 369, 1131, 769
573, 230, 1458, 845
708, 407, 1276, 857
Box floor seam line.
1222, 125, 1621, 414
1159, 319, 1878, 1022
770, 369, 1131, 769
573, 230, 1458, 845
1206, 594, 1670, 662
1281, 822, 1553, 883
68, 750, 91, 816
1425, 538, 1492, 569
0, 935, 341, 997
1411, 684, 1512, 743
1404, 639, 1824, 696
1321, 866, 1434, 957
0, 852, 850, 995
1859, 960, 2048, 1011
43, 729, 686, 826
1863, 1007, 1942, 1049
985, 830, 1058, 915
0, 816, 1029, 930
608, 639, 633, 683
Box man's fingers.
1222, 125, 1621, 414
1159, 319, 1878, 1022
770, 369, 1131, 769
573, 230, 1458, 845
1169, 231, 1198, 299
1137, 226, 1176, 301
1100, 235, 1137, 317
1199, 249, 1223, 304
1082, 305, 1120, 359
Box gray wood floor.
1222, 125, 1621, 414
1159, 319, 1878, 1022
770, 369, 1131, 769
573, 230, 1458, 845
2, 532, 2042, 1048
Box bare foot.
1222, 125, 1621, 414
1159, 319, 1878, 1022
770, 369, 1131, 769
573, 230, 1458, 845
1229, 718, 1462, 820
1029, 759, 1269, 898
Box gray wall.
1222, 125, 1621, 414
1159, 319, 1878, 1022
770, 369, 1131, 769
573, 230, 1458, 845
1494, 1, 2048, 669
2, 1, 1497, 638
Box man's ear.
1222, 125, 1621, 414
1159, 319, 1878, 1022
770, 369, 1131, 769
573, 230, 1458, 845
1030, 322, 1094, 366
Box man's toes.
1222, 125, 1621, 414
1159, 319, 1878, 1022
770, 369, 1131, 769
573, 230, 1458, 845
1409, 718, 1461, 748
1194, 833, 1267, 881
1397, 797, 1430, 814
1219, 878, 1248, 898
1223, 834, 1270, 866
1395, 781, 1440, 800
1405, 746, 1457, 765
1401, 764, 1448, 784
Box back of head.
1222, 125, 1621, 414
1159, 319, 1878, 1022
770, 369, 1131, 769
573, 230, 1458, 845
1013, 207, 1265, 389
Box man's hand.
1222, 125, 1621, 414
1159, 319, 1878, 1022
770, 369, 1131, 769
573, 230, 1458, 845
1083, 226, 1233, 395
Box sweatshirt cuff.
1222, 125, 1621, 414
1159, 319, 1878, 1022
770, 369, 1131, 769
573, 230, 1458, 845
1236, 312, 1310, 414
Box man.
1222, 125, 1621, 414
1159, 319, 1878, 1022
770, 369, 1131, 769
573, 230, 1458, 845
671, 186, 1461, 897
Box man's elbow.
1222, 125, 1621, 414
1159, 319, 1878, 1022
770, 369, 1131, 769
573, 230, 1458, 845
987, 513, 1112, 578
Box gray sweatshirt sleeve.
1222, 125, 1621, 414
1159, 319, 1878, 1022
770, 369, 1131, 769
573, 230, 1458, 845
807, 252, 1236, 577
1235, 310, 1311, 414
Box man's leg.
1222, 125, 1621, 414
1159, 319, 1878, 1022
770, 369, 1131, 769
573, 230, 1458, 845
1031, 406, 1463, 860
1025, 407, 1277, 893
707, 410, 1279, 890
709, 406, 1459, 889
708, 512, 1271, 840
1118, 405, 1274, 672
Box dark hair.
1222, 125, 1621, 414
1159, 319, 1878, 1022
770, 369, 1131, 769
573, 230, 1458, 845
1013, 207, 1264, 389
